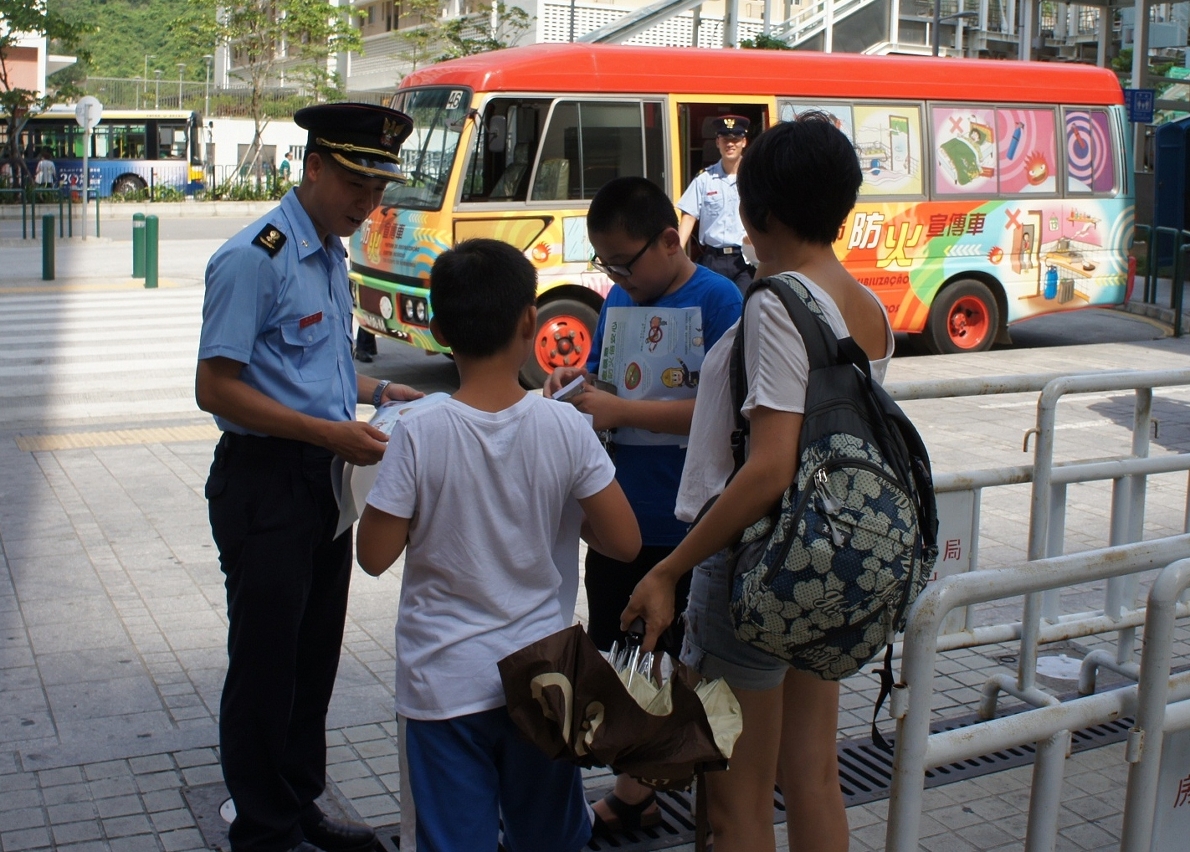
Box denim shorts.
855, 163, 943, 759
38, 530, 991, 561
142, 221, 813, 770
680, 548, 790, 692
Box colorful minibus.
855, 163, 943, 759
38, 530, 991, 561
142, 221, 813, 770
349, 44, 1133, 385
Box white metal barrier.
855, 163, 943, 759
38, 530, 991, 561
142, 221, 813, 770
884, 537, 1190, 852
881, 369, 1190, 852
1121, 557, 1190, 852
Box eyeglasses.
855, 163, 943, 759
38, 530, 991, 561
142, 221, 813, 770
591, 230, 664, 278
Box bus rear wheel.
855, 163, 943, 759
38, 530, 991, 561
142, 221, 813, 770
112, 174, 147, 196
523, 298, 599, 389
925, 279, 1000, 354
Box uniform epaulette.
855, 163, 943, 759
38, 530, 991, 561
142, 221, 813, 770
252, 225, 287, 257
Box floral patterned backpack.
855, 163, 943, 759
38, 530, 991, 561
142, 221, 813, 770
726, 273, 939, 748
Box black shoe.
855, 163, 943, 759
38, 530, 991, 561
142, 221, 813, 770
300, 815, 376, 852
353, 349, 373, 363
287, 843, 327, 852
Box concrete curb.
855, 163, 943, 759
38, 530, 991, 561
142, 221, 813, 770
1123, 298, 1190, 335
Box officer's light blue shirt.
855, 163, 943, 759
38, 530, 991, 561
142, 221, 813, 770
199, 189, 356, 435
677, 161, 747, 249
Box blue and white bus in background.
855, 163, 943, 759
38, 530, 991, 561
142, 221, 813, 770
5, 108, 204, 197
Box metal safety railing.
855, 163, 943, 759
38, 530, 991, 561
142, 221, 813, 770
885, 537, 1190, 852
882, 369, 1190, 852
1131, 224, 1190, 337
0, 186, 99, 239
1120, 556, 1190, 852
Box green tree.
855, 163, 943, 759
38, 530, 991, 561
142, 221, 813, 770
389, 0, 445, 74
437, 2, 532, 62
183, 0, 362, 183
740, 33, 792, 50
0, 0, 92, 187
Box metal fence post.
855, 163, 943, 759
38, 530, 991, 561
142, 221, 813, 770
132, 213, 146, 278
1119, 558, 1190, 852
1133, 224, 1153, 302
1177, 236, 1190, 338
144, 214, 159, 289
41, 215, 54, 280
95, 190, 100, 239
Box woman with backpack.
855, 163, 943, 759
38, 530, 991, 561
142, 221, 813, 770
621, 114, 896, 852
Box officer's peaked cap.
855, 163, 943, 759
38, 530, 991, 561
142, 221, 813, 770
294, 102, 414, 182
714, 115, 750, 136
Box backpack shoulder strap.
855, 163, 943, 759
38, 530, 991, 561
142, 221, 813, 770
768, 273, 874, 383
729, 273, 877, 470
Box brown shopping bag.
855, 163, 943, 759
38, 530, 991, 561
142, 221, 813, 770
498, 624, 739, 790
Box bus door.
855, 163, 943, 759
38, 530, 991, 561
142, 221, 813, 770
674, 100, 769, 194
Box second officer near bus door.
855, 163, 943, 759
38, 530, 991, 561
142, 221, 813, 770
677, 114, 754, 294
196, 102, 421, 852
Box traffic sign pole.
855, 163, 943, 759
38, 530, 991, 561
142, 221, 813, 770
74, 96, 103, 242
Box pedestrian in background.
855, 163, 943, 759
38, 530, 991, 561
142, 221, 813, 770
34, 149, 57, 188
195, 102, 422, 852
677, 115, 755, 295
544, 177, 741, 833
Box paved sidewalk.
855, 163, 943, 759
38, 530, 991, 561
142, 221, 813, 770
2, 272, 1190, 850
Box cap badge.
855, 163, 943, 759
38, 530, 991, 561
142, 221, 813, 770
723, 117, 736, 129
381, 118, 402, 149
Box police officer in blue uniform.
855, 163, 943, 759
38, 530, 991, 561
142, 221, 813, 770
196, 103, 420, 852
677, 114, 755, 294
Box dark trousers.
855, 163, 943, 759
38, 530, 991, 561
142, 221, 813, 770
355, 328, 377, 355
584, 545, 691, 658
698, 251, 755, 296
206, 433, 353, 852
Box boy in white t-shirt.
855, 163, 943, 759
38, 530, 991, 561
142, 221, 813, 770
356, 238, 641, 852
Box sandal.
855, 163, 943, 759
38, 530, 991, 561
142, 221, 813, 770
592, 791, 663, 834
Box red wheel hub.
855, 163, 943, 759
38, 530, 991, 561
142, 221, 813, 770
947, 296, 990, 350
536, 314, 592, 372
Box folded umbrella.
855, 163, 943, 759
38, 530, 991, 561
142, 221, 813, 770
498, 623, 742, 790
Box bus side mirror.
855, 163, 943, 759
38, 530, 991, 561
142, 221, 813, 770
487, 115, 506, 154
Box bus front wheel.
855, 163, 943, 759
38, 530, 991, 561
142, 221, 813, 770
112, 174, 147, 196
925, 279, 1000, 354
523, 298, 599, 389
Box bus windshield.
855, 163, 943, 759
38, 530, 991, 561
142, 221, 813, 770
383, 86, 470, 211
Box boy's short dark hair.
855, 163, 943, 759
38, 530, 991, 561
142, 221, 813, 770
737, 113, 862, 246
430, 238, 537, 358
586, 177, 678, 240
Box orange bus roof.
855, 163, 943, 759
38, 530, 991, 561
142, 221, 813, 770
400, 43, 1123, 106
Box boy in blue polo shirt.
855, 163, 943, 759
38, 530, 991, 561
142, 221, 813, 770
543, 176, 742, 832
357, 238, 641, 852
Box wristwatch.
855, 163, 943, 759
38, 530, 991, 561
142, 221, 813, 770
372, 380, 391, 407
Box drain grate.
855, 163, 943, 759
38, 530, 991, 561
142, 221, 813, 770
207, 711, 1136, 852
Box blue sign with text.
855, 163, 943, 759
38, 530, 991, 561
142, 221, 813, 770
1125, 88, 1156, 123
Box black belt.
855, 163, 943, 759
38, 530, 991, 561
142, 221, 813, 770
704, 245, 743, 256
219, 432, 334, 463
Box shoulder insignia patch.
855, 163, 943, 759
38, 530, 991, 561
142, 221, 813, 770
252, 225, 287, 257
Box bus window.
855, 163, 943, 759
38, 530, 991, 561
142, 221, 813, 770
383, 86, 470, 212
1065, 108, 1115, 195
996, 108, 1058, 195
536, 100, 648, 201
776, 101, 854, 141
158, 123, 188, 159
461, 98, 550, 202
854, 104, 923, 197
93, 124, 148, 160
932, 106, 997, 196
